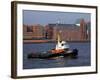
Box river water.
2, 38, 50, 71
23, 42, 90, 69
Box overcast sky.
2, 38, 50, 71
23, 10, 91, 26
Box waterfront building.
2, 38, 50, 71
45, 25, 53, 39
23, 24, 45, 39
23, 19, 90, 41
45, 19, 90, 41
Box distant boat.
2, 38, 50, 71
27, 31, 78, 59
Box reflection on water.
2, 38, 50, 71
23, 42, 90, 69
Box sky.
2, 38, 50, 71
23, 10, 91, 26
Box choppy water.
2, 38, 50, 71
23, 42, 90, 69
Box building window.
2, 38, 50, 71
27, 26, 33, 32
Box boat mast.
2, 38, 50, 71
56, 20, 61, 44
57, 31, 61, 44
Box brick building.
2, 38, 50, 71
45, 25, 53, 39
23, 24, 45, 39
45, 19, 90, 41
23, 19, 90, 41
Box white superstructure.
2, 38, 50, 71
55, 31, 69, 50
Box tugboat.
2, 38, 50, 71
27, 31, 78, 59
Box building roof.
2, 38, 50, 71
47, 24, 79, 30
